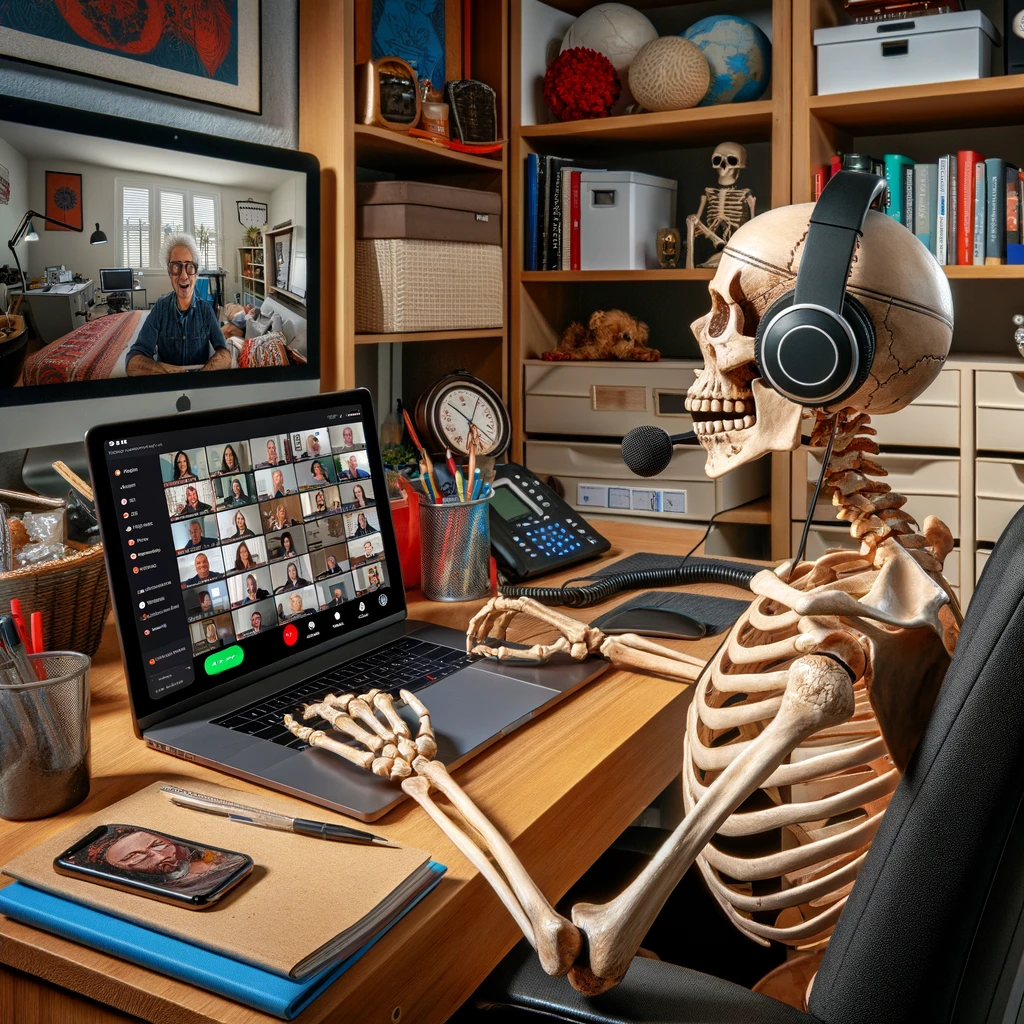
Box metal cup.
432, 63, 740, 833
0, 651, 91, 820
418, 496, 493, 602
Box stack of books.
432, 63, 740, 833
526, 153, 591, 271
811, 152, 1024, 265
0, 779, 445, 1020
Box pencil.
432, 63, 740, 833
467, 431, 477, 497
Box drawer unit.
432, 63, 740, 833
794, 450, 960, 536
524, 359, 698, 437
791, 523, 960, 600
524, 439, 768, 521
976, 369, 1024, 451
976, 458, 1024, 543
871, 369, 960, 448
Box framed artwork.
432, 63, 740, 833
45, 171, 83, 232
357, 0, 461, 90
0, 1, 261, 114
0, 163, 9, 205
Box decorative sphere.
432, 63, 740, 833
561, 3, 657, 77
683, 14, 771, 105
628, 36, 709, 113
544, 47, 621, 122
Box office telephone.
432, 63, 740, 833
488, 462, 610, 582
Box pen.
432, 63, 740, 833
9, 599, 30, 651
160, 785, 402, 847
30, 612, 43, 657
470, 468, 482, 500
0, 616, 35, 686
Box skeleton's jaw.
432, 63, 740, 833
689, 379, 805, 479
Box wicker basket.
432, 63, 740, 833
0, 489, 111, 657
355, 238, 503, 333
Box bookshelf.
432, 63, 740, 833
793, 0, 1024, 603
298, 0, 508, 426
511, 0, 792, 558
237, 245, 265, 306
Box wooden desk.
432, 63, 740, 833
0, 521, 753, 1024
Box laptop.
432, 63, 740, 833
86, 389, 607, 820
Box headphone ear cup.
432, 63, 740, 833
754, 290, 795, 386
836, 292, 876, 404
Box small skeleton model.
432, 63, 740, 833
686, 142, 756, 270
282, 204, 958, 996
1014, 313, 1024, 358
657, 227, 681, 268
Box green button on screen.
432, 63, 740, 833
205, 645, 244, 676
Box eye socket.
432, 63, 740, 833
712, 155, 723, 165
727, 156, 739, 166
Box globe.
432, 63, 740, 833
683, 14, 771, 106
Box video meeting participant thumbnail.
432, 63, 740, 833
338, 480, 373, 510
183, 581, 230, 622
349, 534, 384, 567
354, 562, 387, 597
224, 537, 268, 573
277, 586, 317, 622
252, 434, 293, 468
177, 548, 226, 587
227, 568, 274, 609
288, 428, 332, 460
160, 447, 210, 484
190, 613, 235, 656
303, 512, 347, 551
207, 441, 252, 476
231, 598, 278, 639
255, 465, 298, 501
214, 474, 256, 508
335, 450, 371, 482
300, 486, 340, 520
217, 506, 261, 542
171, 516, 219, 555
259, 495, 302, 532
166, 481, 217, 521
311, 545, 349, 580
126, 234, 230, 376
271, 556, 313, 594
344, 508, 379, 539
267, 528, 308, 561
296, 457, 337, 491
328, 422, 365, 453
317, 577, 355, 609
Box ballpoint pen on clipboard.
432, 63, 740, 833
160, 786, 402, 847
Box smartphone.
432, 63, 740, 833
53, 824, 254, 909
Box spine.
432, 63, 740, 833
986, 158, 1006, 264
526, 154, 538, 272
903, 163, 914, 230
550, 161, 564, 271
947, 155, 958, 265
973, 161, 986, 266
1007, 165, 1021, 247
936, 156, 949, 265
538, 156, 550, 271
883, 154, 911, 223
957, 151, 982, 266
569, 171, 581, 273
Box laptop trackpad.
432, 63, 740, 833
414, 668, 558, 763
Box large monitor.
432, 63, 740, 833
98, 268, 135, 292
0, 98, 319, 492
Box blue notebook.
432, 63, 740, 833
526, 152, 539, 271
0, 863, 445, 1020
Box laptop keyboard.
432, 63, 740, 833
212, 637, 473, 749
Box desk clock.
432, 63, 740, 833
356, 58, 421, 132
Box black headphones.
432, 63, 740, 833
754, 170, 888, 408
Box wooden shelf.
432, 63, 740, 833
808, 76, 1024, 134
714, 497, 772, 526
521, 269, 714, 282
354, 125, 503, 173
520, 101, 774, 154
267, 285, 305, 304
943, 265, 1024, 279
354, 328, 505, 345
543, 0, 707, 12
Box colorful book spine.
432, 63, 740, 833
883, 154, 913, 223
914, 164, 937, 256
569, 170, 582, 272
812, 165, 826, 201
947, 154, 958, 265
957, 151, 984, 266
1007, 165, 1021, 248
536, 156, 548, 270
936, 156, 949, 265
973, 161, 986, 266
560, 166, 574, 270
526, 153, 539, 272
986, 158, 1007, 264
902, 163, 914, 230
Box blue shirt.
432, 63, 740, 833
128, 291, 226, 367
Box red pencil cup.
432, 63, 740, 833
390, 484, 422, 590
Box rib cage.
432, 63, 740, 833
684, 408, 956, 949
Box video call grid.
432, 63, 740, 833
155, 426, 388, 657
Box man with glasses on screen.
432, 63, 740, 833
126, 233, 230, 375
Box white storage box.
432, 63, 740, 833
814, 11, 999, 96
580, 171, 676, 270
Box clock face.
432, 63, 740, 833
437, 386, 503, 455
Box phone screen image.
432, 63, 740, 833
55, 824, 253, 907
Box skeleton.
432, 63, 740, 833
283, 203, 958, 995
685, 142, 757, 270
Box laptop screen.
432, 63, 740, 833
92, 392, 405, 717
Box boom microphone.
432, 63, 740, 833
621, 425, 699, 477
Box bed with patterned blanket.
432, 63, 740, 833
21, 311, 147, 385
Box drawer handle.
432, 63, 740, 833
591, 385, 647, 412
881, 39, 909, 57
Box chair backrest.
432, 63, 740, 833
809, 504, 1024, 1024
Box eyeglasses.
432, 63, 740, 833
168, 261, 199, 277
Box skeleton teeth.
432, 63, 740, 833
723, 418, 735, 431
713, 420, 723, 433
723, 399, 734, 413
743, 414, 755, 428
734, 399, 746, 414
710, 398, 721, 413
684, 395, 692, 411
701, 399, 711, 413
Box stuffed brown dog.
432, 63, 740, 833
541, 309, 659, 361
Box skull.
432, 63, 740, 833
687, 203, 953, 478
711, 142, 746, 186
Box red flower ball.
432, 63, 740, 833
543, 47, 620, 122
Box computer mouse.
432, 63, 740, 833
599, 606, 707, 640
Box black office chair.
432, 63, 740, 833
470, 503, 1024, 1023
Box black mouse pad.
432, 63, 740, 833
591, 589, 750, 638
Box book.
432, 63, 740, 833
812, 165, 827, 200
936, 155, 950, 265
0, 779, 443, 981
0, 872, 443, 1021
902, 163, 915, 230
957, 151, 984, 266
947, 154, 958, 265
536, 156, 548, 269
526, 153, 539, 271
558, 164, 587, 270
1007, 165, 1021, 248
914, 164, 938, 255
541, 156, 573, 270
986, 157, 1007, 264
883, 154, 913, 223
974, 161, 986, 266
569, 170, 582, 272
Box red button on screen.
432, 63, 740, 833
283, 624, 299, 646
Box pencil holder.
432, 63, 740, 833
0, 651, 91, 820
419, 495, 492, 602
